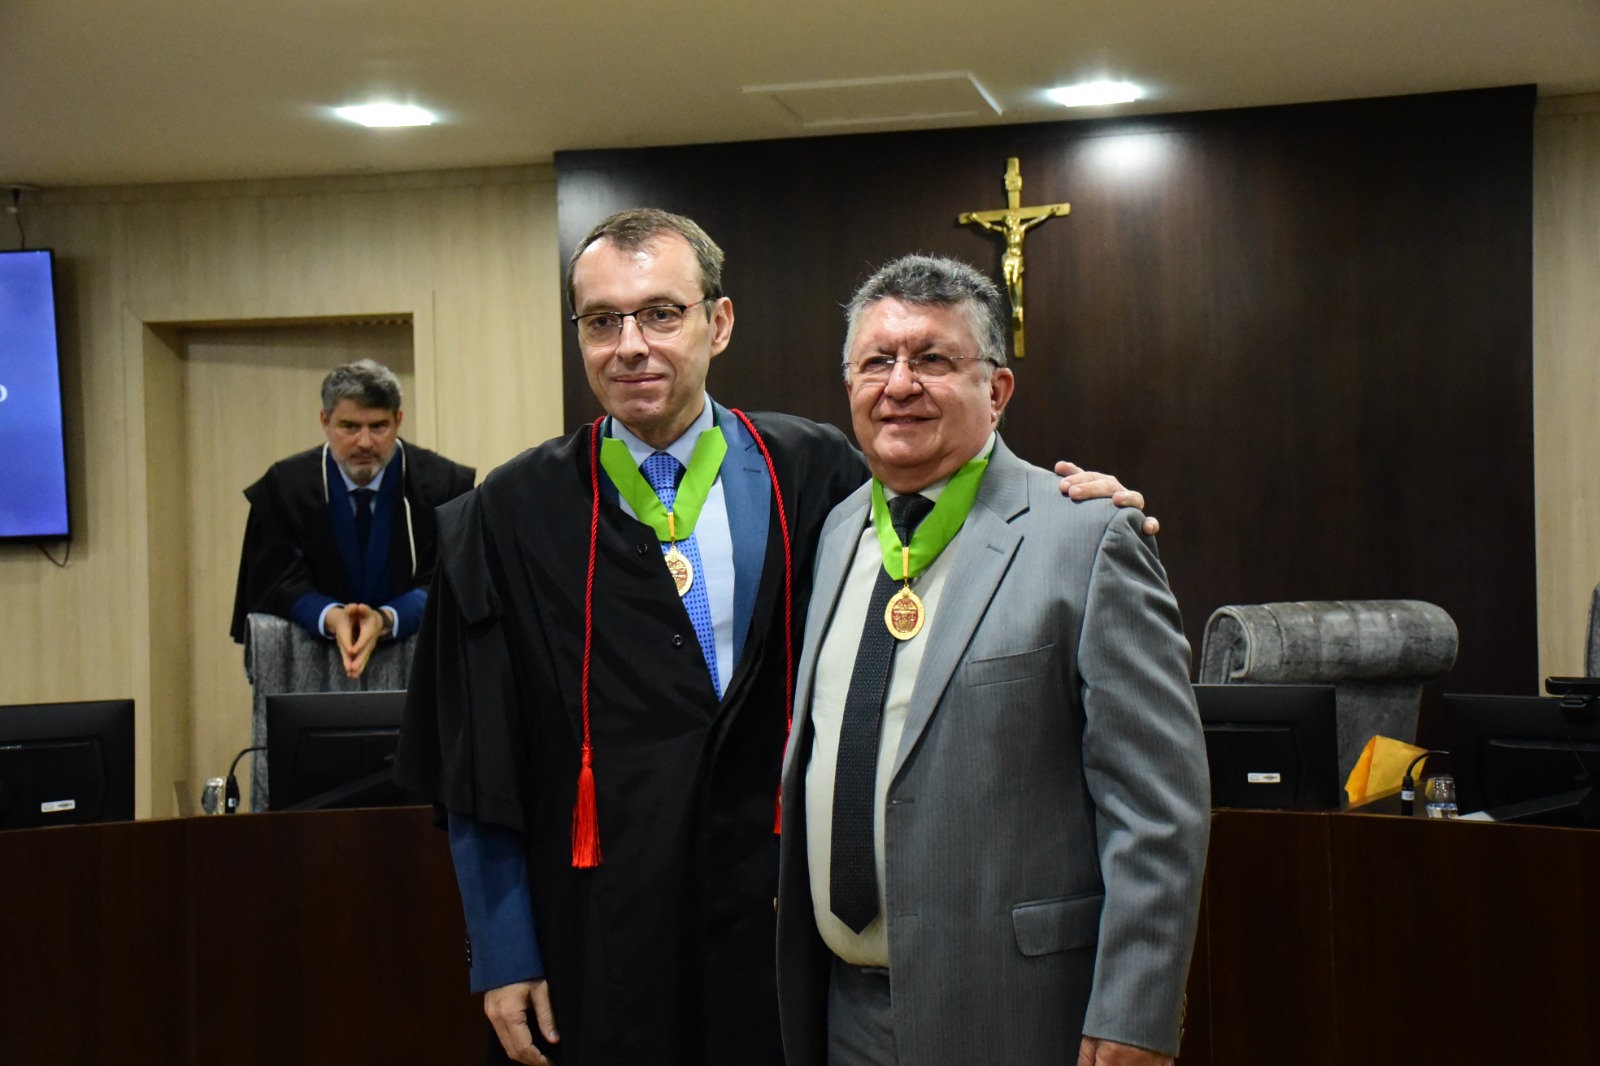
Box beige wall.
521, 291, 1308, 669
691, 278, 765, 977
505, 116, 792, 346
1535, 93, 1600, 682
0, 166, 562, 815
2, 96, 1597, 815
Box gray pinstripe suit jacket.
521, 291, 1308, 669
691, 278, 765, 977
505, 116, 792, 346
776, 438, 1210, 1065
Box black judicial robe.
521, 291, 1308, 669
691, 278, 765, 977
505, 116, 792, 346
396, 413, 864, 1066
229, 441, 476, 642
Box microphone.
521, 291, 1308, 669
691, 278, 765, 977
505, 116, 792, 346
1401, 750, 1449, 817
224, 746, 267, 814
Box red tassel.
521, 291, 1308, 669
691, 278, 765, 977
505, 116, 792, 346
573, 419, 604, 869
572, 752, 601, 868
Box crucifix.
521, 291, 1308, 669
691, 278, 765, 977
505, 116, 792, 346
957, 157, 1070, 358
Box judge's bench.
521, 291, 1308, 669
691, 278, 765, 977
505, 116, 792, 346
2, 803, 1597, 1065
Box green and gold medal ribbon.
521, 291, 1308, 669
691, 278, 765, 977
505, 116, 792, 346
870, 454, 989, 581
598, 423, 729, 543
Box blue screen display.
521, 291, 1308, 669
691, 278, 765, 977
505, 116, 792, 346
0, 250, 70, 539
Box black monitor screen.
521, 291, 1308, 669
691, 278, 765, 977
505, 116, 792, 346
1443, 694, 1600, 817
1194, 683, 1341, 811
0, 699, 135, 830
266, 691, 412, 811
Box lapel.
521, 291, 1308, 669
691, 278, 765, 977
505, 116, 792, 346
717, 404, 771, 668
888, 438, 1031, 785
783, 481, 872, 785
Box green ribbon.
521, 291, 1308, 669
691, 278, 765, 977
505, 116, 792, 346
870, 454, 989, 582
599, 423, 729, 543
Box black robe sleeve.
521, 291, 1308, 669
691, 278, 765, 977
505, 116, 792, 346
229, 464, 325, 644
395, 488, 529, 832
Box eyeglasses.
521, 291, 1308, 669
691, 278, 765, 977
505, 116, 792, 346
847, 353, 989, 381
570, 298, 711, 346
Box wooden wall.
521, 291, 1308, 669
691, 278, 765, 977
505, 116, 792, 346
0, 168, 562, 815
1534, 93, 1600, 680
0, 88, 1596, 818
557, 87, 1540, 701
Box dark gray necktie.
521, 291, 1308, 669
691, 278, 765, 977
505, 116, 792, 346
352, 488, 374, 550
830, 492, 935, 933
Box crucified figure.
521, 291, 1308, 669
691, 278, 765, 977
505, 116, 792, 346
958, 157, 1070, 358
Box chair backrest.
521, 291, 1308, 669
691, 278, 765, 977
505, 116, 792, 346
242, 612, 416, 811
1586, 583, 1600, 679
1198, 599, 1458, 783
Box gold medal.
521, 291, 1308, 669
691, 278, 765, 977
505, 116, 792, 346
885, 585, 925, 641
663, 546, 694, 596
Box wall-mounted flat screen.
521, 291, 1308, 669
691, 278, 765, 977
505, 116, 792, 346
0, 249, 70, 540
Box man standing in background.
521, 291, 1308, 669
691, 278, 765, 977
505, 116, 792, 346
231, 359, 474, 679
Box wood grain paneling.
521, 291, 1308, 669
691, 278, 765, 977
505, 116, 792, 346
0, 91, 1594, 819
0, 167, 560, 816
0, 820, 189, 1064
0, 809, 479, 1066
1328, 814, 1600, 1060
186, 809, 479, 1063
558, 87, 1538, 700
176, 323, 413, 803
1534, 93, 1600, 681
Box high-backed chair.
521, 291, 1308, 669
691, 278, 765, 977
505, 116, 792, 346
1585, 583, 1600, 678
1197, 599, 1459, 783
242, 612, 416, 811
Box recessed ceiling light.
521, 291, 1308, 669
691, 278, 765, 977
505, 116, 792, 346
1047, 81, 1141, 108
334, 103, 437, 128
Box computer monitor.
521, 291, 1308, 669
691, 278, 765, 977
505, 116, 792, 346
1193, 683, 1342, 810
1442, 693, 1600, 824
265, 690, 413, 811
0, 699, 135, 830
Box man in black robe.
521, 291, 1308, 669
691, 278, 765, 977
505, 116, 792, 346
231, 359, 475, 679
395, 210, 1152, 1066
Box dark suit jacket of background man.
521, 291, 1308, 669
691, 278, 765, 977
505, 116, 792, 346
230, 441, 476, 642
776, 439, 1210, 1065
396, 409, 866, 1066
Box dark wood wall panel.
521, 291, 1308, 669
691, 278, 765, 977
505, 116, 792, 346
556, 86, 1536, 696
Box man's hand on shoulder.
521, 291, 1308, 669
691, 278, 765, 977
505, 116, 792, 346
1078, 1035, 1173, 1066
1054, 461, 1160, 537
485, 979, 559, 1065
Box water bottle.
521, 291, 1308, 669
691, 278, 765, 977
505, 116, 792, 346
1424, 774, 1459, 819
200, 776, 227, 815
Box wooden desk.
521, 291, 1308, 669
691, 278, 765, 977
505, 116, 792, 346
1183, 810, 1600, 1064
6, 807, 1597, 1064
0, 807, 479, 1065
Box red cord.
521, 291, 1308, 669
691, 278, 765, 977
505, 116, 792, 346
575, 410, 794, 852
572, 417, 605, 868
731, 410, 794, 834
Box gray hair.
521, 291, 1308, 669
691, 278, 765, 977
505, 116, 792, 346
565, 208, 726, 315
842, 254, 1009, 374
321, 359, 403, 415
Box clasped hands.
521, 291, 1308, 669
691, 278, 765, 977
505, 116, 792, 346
324, 602, 392, 679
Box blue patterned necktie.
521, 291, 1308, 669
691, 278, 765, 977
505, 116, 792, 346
641, 451, 721, 699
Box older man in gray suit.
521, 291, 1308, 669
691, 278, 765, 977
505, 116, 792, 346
775, 254, 1210, 1066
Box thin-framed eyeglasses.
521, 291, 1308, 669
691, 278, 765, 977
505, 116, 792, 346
847, 352, 990, 382
570, 298, 712, 347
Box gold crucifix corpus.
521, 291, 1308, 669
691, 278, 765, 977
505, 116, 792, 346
958, 157, 1069, 358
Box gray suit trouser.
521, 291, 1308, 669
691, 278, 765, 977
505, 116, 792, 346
828, 957, 897, 1066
